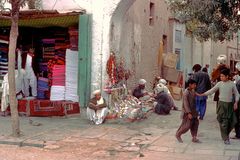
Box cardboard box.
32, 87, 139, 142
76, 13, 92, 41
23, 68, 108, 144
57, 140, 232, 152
163, 53, 178, 69
162, 66, 182, 83
168, 85, 182, 100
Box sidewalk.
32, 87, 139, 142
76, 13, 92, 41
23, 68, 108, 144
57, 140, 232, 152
0, 100, 239, 160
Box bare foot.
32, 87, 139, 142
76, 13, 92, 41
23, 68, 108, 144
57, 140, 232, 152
192, 138, 201, 143
176, 135, 183, 143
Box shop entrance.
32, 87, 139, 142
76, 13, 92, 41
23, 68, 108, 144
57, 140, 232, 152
0, 11, 91, 116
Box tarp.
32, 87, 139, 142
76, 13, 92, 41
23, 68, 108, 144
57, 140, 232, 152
0, 14, 79, 28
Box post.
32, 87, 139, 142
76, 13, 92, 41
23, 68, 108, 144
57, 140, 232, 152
237, 30, 239, 56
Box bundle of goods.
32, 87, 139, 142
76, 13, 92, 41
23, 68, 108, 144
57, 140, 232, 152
68, 28, 78, 51
39, 62, 48, 72
50, 65, 66, 101
113, 95, 146, 121
0, 58, 8, 76
65, 49, 79, 102
37, 77, 49, 99
50, 86, 65, 101
52, 65, 65, 86
0, 41, 8, 76
42, 39, 55, 62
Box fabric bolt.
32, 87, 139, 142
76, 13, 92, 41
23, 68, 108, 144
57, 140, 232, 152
50, 86, 65, 101
65, 49, 79, 102
37, 77, 49, 99
52, 65, 65, 86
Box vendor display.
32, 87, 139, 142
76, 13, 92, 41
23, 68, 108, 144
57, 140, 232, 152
105, 88, 153, 122
105, 54, 154, 122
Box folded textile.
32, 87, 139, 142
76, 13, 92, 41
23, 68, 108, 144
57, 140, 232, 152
50, 86, 65, 101
65, 49, 79, 102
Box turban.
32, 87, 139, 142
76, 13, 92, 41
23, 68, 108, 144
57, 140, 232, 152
138, 79, 147, 85
92, 90, 101, 96
159, 79, 167, 85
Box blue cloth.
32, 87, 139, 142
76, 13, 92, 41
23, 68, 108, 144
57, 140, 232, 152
196, 96, 207, 119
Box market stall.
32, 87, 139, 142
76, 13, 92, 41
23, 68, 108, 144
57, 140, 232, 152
0, 10, 84, 116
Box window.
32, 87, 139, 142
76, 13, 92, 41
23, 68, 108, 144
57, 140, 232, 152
149, 2, 155, 26
175, 30, 182, 43
175, 48, 181, 69
163, 35, 167, 53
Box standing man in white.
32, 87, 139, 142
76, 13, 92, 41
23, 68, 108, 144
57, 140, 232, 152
22, 48, 37, 97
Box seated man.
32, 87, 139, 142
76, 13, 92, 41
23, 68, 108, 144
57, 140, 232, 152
158, 79, 178, 110
132, 79, 152, 101
87, 90, 109, 125
153, 84, 174, 115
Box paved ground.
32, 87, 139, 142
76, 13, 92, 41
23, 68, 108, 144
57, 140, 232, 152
0, 100, 239, 160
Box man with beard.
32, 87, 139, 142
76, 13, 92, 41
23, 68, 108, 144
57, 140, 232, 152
132, 79, 151, 101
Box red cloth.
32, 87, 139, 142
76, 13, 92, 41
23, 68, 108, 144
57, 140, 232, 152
51, 65, 65, 86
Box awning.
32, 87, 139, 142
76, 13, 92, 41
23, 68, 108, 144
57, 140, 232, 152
0, 10, 83, 28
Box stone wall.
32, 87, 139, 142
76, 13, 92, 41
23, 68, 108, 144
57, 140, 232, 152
110, 0, 171, 91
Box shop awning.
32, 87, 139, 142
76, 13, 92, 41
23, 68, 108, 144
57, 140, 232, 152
0, 10, 84, 28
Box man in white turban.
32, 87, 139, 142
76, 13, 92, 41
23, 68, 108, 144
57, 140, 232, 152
153, 84, 175, 115
153, 79, 178, 110
132, 79, 152, 101
87, 90, 109, 125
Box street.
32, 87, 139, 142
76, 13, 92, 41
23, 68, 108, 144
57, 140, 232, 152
0, 99, 239, 160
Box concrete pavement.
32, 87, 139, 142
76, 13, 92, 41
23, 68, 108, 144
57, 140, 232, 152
0, 100, 239, 160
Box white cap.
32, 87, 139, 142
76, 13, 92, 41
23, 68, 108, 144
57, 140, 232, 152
138, 79, 147, 85
92, 90, 101, 96
236, 62, 240, 71
159, 79, 167, 85
217, 55, 227, 64
155, 84, 164, 94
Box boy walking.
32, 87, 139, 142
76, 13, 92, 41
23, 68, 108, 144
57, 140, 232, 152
200, 68, 239, 144
176, 79, 200, 143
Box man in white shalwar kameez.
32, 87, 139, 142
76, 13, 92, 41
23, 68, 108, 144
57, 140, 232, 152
1, 49, 24, 112
87, 90, 109, 125
23, 48, 37, 97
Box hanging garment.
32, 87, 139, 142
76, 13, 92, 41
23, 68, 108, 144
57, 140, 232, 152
1, 73, 9, 112
23, 54, 37, 97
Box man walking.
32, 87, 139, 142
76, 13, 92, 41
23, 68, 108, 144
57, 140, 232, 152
192, 64, 211, 120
